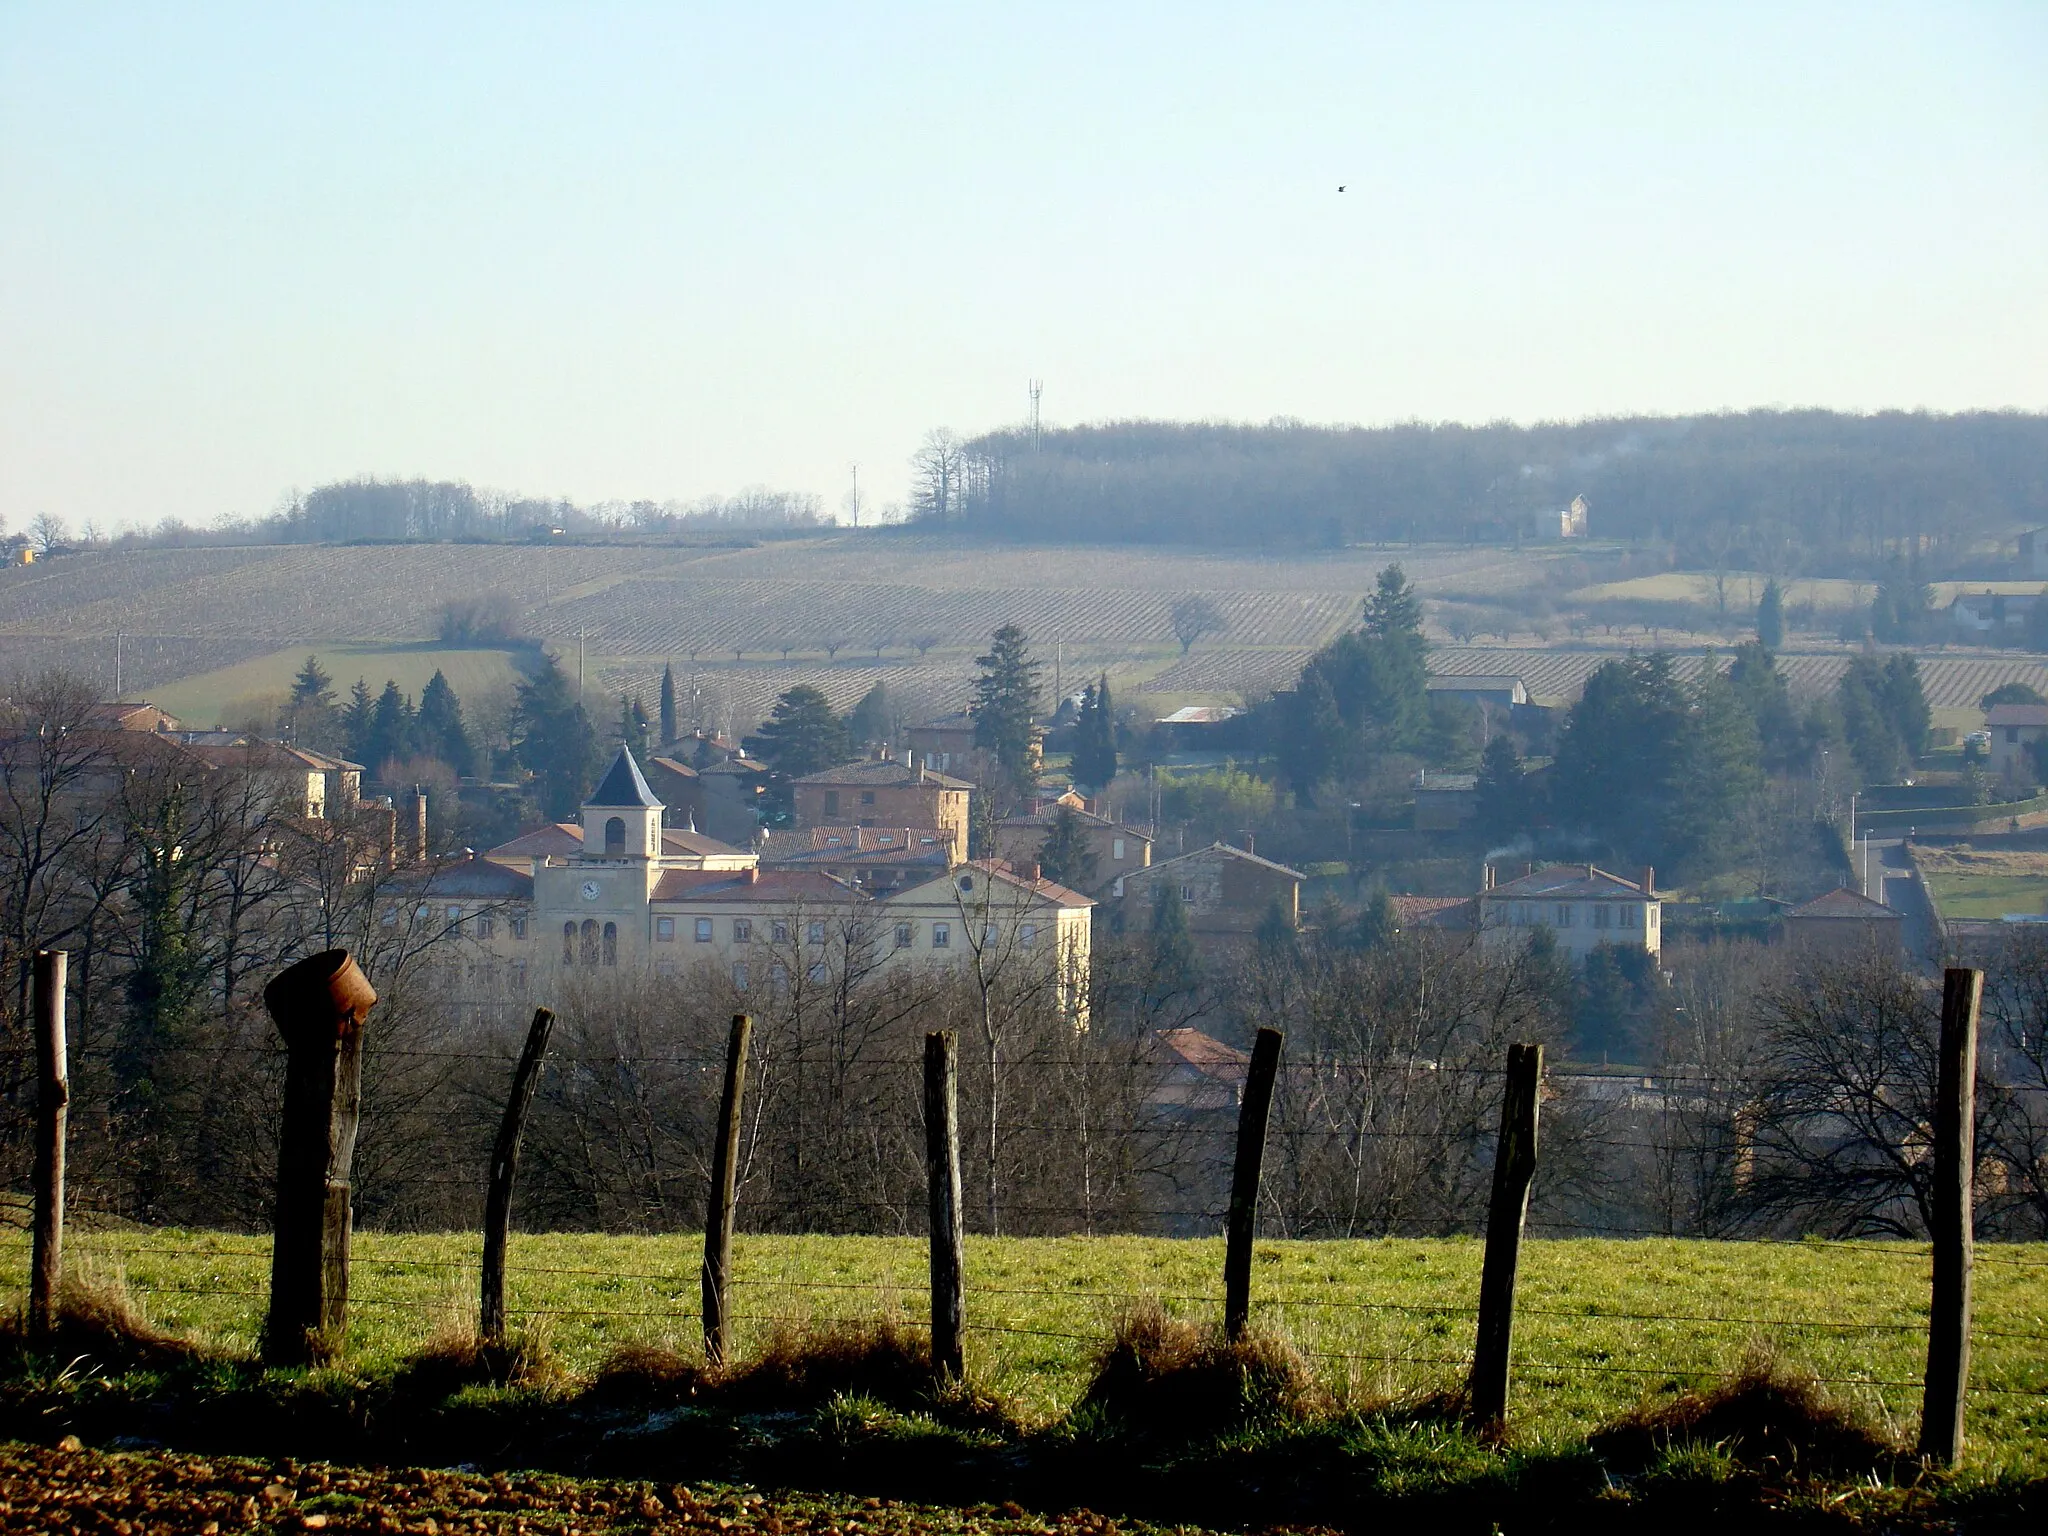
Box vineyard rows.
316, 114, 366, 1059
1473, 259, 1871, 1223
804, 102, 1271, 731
1427, 647, 2048, 709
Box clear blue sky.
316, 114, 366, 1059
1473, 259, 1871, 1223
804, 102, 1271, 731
3, 2, 2044, 533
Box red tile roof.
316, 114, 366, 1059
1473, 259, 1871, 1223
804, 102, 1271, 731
651, 869, 861, 903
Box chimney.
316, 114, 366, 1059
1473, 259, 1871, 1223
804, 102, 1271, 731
744, 865, 759, 883
410, 787, 428, 864
1019, 860, 1040, 882
1639, 865, 1654, 895
904, 748, 914, 770
1482, 863, 1496, 891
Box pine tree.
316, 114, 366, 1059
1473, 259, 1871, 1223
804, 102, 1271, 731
1362, 563, 1424, 644
1756, 579, 1785, 650
846, 682, 891, 746
1278, 665, 1346, 800
744, 685, 850, 777
971, 623, 1043, 787
366, 680, 416, 774
417, 669, 476, 777
619, 694, 652, 759
1036, 805, 1099, 889
659, 663, 678, 746
514, 651, 601, 819
283, 654, 337, 749
1475, 734, 1529, 844
341, 678, 375, 763
1072, 676, 1119, 790
1351, 889, 1399, 950
1254, 896, 1298, 959
1148, 878, 1197, 991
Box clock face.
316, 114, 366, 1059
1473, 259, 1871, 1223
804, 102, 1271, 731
581, 881, 601, 902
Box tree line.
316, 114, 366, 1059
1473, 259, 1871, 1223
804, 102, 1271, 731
912, 410, 2048, 573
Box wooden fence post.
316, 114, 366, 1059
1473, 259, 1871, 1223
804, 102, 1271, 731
480, 1006, 557, 1346
1468, 1041, 1543, 1432
30, 951, 69, 1338
925, 1030, 966, 1379
261, 949, 377, 1366
701, 1013, 751, 1367
1919, 967, 1981, 1465
1223, 1027, 1284, 1342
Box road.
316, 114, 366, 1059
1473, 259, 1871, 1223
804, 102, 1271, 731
1861, 833, 1942, 965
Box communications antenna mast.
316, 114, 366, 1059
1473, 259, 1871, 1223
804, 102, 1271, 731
1028, 379, 1042, 450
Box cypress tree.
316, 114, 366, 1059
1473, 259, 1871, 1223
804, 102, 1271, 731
1756, 579, 1785, 650
659, 663, 678, 746
1036, 805, 1099, 889
417, 669, 476, 776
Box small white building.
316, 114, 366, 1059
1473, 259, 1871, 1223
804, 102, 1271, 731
1949, 589, 2043, 636
1984, 703, 2048, 780
1476, 863, 1660, 959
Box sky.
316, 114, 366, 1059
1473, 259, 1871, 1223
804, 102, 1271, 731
2, 2, 2045, 534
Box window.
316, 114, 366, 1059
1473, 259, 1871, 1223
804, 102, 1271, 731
1112, 838, 1125, 860
446, 905, 463, 925
510, 914, 527, 939
733, 918, 752, 942
581, 919, 600, 965
381, 906, 398, 928
807, 920, 825, 944
510, 960, 526, 990
824, 790, 841, 817
694, 917, 714, 942
604, 815, 626, 855
476, 913, 495, 939
602, 921, 617, 966
732, 962, 749, 990
770, 962, 789, 990
1555, 905, 1574, 927
2008, 727, 2020, 744
656, 917, 676, 941
1594, 905, 1611, 930
416, 904, 431, 921
932, 922, 951, 948
826, 834, 844, 846
1621, 905, 1639, 927
877, 833, 894, 845
895, 922, 914, 948
919, 835, 936, 845
958, 875, 974, 892
772, 919, 790, 943
860, 790, 875, 806
983, 922, 998, 944
563, 922, 577, 963
1112, 876, 1125, 897
808, 962, 827, 983
1020, 923, 1037, 948
1649, 906, 1659, 929
1180, 885, 1195, 902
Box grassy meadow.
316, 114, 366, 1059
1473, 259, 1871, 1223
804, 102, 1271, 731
149, 642, 532, 728
6, 1229, 2044, 1473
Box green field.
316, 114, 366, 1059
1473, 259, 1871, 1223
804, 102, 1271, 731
1922, 873, 2048, 921
149, 643, 533, 728
8, 1230, 2044, 1472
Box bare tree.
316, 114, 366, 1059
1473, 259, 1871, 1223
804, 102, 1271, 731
1169, 595, 1228, 655
910, 430, 965, 525
28, 513, 68, 554
910, 634, 942, 660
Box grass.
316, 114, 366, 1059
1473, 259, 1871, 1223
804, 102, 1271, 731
4, 1230, 2044, 1477
1915, 845, 2048, 920
150, 642, 532, 726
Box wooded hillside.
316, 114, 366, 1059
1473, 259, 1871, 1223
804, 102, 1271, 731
927, 410, 2048, 572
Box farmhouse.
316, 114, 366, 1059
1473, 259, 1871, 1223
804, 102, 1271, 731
1984, 703, 2048, 780
792, 755, 973, 861
1780, 886, 1903, 957
1476, 863, 1661, 959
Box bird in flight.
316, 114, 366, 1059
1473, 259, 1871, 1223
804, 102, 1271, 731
1338, 184, 1346, 191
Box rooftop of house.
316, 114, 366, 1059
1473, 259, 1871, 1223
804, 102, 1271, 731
389, 852, 536, 900
1785, 886, 1903, 921
650, 868, 861, 904
587, 747, 663, 809
1159, 705, 1241, 725
487, 821, 750, 862
1138, 841, 1307, 883
996, 804, 1148, 837
1415, 773, 1479, 793
84, 701, 180, 732
1426, 674, 1527, 693
1152, 1027, 1249, 1077
796, 758, 974, 790
645, 754, 699, 780
176, 736, 363, 774
1985, 704, 2048, 728
1484, 864, 1653, 901
1390, 894, 1477, 930
894, 860, 1096, 910
908, 710, 976, 733
759, 826, 953, 864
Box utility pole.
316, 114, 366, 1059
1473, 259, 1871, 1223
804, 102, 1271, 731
1029, 379, 1042, 450
850, 464, 860, 528
113, 631, 122, 698
577, 626, 585, 705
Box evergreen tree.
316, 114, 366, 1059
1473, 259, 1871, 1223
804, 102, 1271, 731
1148, 878, 1197, 991
1756, 579, 1785, 650
846, 682, 892, 747
971, 623, 1043, 787
1475, 734, 1529, 844
417, 669, 476, 777
283, 654, 338, 749
1271, 563, 1430, 797
1351, 888, 1399, 950
1036, 805, 1099, 889
1980, 681, 2048, 710
1254, 895, 1298, 960
619, 694, 652, 759
1881, 653, 1931, 762
1362, 563, 1425, 644
341, 678, 375, 763
1727, 642, 1804, 773
365, 681, 417, 774
1072, 676, 1119, 790
1277, 666, 1346, 801
744, 685, 850, 777
514, 651, 601, 819
1839, 655, 1913, 782
659, 663, 678, 746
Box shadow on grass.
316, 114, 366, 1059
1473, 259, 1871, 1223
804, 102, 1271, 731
0, 1296, 2039, 1533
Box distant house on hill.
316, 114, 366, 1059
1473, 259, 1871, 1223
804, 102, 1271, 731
1558, 495, 1589, 539
1114, 843, 1304, 944
1984, 703, 2048, 779
1425, 675, 1528, 711
1949, 590, 2043, 637
2019, 529, 2048, 578
1476, 863, 1660, 958
792, 755, 973, 861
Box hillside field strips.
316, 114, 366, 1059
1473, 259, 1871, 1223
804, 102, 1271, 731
8, 1230, 2045, 1470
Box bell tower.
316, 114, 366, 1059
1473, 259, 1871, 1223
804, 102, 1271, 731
581, 746, 664, 860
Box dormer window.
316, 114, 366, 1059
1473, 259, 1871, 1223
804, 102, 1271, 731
877, 834, 894, 845
826, 835, 844, 845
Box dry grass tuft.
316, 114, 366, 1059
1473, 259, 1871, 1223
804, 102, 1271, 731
1078, 1301, 1326, 1439
589, 1341, 707, 1404
391, 1320, 563, 1399
0, 1272, 204, 1373
717, 1317, 936, 1411
1590, 1354, 1905, 1481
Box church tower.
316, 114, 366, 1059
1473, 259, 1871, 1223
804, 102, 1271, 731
581, 746, 664, 859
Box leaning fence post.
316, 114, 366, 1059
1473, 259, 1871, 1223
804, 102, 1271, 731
925, 1030, 966, 1379
701, 1012, 751, 1367
1223, 1027, 1284, 1342
1469, 1041, 1542, 1432
261, 949, 377, 1367
1919, 967, 1981, 1465
481, 1006, 557, 1346
30, 951, 69, 1338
